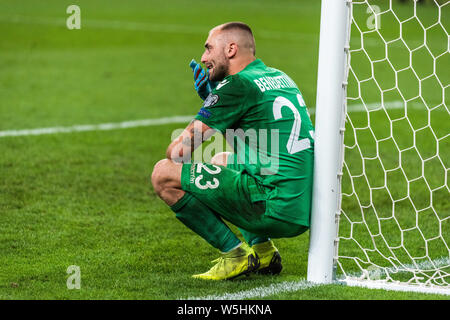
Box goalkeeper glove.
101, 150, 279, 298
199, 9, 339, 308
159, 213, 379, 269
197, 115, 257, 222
189, 59, 217, 101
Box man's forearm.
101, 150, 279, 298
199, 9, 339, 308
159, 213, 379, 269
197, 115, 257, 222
166, 120, 214, 162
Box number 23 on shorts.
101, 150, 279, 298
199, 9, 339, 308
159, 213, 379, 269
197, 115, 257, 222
194, 164, 221, 190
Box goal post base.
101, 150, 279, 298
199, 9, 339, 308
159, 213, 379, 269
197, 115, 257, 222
337, 278, 450, 296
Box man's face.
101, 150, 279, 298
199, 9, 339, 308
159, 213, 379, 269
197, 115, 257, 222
201, 30, 230, 82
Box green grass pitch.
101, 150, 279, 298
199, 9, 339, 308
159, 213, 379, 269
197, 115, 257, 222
0, 0, 448, 300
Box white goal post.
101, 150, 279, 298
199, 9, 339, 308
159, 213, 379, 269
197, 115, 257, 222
307, 0, 449, 295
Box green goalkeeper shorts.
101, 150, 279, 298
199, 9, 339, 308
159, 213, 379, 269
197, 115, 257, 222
180, 162, 307, 238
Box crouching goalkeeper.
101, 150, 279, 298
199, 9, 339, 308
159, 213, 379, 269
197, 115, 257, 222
151, 22, 314, 280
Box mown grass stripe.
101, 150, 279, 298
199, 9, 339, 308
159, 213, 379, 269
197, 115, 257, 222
1, 15, 421, 46
0, 15, 317, 42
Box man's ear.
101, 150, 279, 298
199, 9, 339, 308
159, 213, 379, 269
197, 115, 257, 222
226, 42, 237, 58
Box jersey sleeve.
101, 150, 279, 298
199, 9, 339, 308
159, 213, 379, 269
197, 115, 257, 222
194, 74, 250, 134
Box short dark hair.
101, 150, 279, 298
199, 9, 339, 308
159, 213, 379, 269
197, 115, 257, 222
220, 22, 254, 37
219, 22, 255, 55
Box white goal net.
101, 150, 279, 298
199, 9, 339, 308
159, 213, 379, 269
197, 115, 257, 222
336, 0, 449, 293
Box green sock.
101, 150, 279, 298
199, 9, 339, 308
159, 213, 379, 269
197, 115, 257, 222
239, 228, 270, 247
170, 193, 241, 253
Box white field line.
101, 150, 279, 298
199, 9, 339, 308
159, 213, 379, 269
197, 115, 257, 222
0, 115, 194, 138
0, 100, 437, 138
347, 100, 402, 112
185, 279, 320, 300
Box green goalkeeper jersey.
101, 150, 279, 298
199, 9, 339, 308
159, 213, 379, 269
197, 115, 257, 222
195, 59, 314, 226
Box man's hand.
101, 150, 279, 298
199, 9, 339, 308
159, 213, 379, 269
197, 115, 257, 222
189, 59, 215, 101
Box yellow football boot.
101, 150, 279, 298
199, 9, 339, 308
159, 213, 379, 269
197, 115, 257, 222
192, 243, 259, 280
252, 241, 282, 275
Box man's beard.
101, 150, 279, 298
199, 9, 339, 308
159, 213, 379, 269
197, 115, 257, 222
209, 60, 229, 82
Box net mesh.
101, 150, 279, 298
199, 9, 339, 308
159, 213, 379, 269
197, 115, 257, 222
337, 0, 450, 289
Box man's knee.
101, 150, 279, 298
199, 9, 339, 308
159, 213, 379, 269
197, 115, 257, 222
151, 159, 168, 196
151, 159, 183, 197
152, 159, 179, 196
211, 152, 231, 166
151, 159, 185, 206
